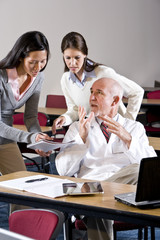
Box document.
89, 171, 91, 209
0, 175, 74, 198
27, 139, 75, 152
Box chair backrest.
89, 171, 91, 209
9, 209, 65, 240
13, 113, 24, 125
13, 112, 50, 126
147, 90, 160, 99
46, 95, 67, 108
37, 112, 50, 126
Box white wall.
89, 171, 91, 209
0, 0, 160, 106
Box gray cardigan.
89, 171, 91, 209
0, 69, 44, 145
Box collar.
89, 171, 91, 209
69, 70, 96, 88
96, 114, 119, 125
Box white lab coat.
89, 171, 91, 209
56, 114, 156, 181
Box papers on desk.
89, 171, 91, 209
0, 175, 74, 198
27, 139, 75, 152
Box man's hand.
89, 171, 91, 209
78, 106, 94, 143
99, 115, 132, 148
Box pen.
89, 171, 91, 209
25, 177, 48, 183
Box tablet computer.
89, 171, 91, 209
62, 182, 104, 195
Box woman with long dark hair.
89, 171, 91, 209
0, 31, 52, 175
52, 31, 144, 133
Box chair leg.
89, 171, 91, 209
144, 227, 148, 240
114, 227, 148, 240
63, 217, 73, 240
150, 227, 155, 240
41, 156, 50, 173
138, 228, 143, 240
113, 230, 117, 240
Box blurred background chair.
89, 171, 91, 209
45, 94, 68, 151
45, 94, 67, 130
74, 218, 148, 240
113, 221, 148, 240
13, 112, 50, 126
46, 94, 67, 109
13, 112, 51, 173
144, 90, 160, 137
9, 209, 65, 240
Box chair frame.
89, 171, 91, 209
9, 208, 65, 240
113, 221, 148, 240
74, 218, 149, 240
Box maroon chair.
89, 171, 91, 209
45, 94, 68, 143
147, 90, 160, 99
46, 94, 67, 108
144, 90, 160, 137
9, 209, 65, 240
13, 112, 50, 173
13, 112, 50, 126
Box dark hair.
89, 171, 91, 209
61, 32, 100, 72
0, 31, 50, 71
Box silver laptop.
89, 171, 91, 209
114, 157, 160, 208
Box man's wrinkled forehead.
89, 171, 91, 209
90, 86, 105, 94
91, 78, 119, 95
91, 79, 109, 93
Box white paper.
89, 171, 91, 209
27, 140, 75, 152
0, 175, 74, 198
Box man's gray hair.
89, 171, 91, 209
111, 80, 124, 102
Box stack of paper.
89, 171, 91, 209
27, 139, 75, 152
0, 175, 74, 198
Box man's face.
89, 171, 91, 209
89, 79, 114, 117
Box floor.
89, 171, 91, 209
0, 155, 160, 239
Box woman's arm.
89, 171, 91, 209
124, 121, 157, 163
24, 90, 41, 133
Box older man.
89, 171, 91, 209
56, 78, 156, 239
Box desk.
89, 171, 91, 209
148, 137, 160, 151
13, 125, 52, 133
140, 99, 160, 107
15, 106, 67, 116
123, 98, 160, 108
0, 171, 160, 227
